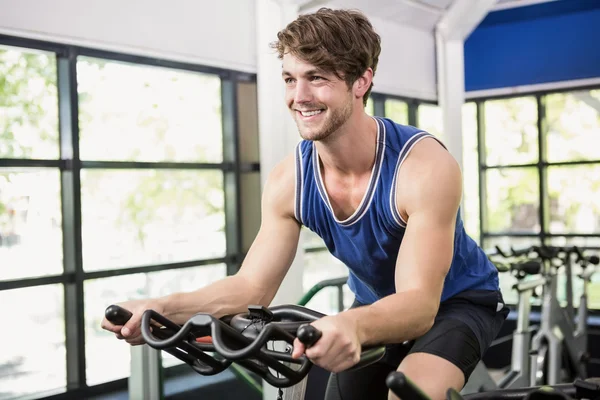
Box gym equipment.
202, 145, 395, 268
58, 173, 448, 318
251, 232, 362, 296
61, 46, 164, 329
463, 256, 546, 393
387, 371, 600, 400
465, 245, 599, 393
530, 246, 599, 386
105, 303, 386, 400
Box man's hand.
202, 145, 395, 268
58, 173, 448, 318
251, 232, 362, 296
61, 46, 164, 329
291, 313, 362, 373
101, 298, 167, 346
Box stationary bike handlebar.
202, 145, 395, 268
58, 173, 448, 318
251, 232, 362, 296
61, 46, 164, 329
105, 303, 386, 388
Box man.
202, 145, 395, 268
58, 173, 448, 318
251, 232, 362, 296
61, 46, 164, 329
102, 8, 508, 400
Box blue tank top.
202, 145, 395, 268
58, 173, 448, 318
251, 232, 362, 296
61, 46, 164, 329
294, 117, 499, 305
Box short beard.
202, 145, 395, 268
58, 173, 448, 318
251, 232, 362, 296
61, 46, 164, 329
296, 97, 353, 142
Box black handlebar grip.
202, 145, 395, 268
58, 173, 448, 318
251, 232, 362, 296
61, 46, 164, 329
297, 324, 322, 346
519, 260, 542, 275
105, 304, 133, 326
386, 372, 431, 400
511, 246, 533, 257
589, 255, 599, 265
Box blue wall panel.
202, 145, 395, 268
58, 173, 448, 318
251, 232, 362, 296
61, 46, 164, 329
464, 0, 600, 91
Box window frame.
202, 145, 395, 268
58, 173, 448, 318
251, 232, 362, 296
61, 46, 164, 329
0, 33, 258, 399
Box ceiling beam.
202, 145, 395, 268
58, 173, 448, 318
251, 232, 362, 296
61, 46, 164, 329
436, 0, 496, 40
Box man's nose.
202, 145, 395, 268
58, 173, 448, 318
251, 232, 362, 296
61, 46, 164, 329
293, 80, 312, 105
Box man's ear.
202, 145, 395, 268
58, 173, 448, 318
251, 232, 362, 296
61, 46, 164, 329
354, 68, 374, 99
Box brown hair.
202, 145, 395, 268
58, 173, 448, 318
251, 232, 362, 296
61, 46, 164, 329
271, 8, 381, 106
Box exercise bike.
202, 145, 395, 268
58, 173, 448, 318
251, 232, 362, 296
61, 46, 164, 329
388, 371, 600, 400
105, 303, 386, 400
463, 253, 547, 393
530, 246, 599, 386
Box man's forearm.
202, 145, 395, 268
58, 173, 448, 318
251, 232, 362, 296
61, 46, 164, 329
160, 275, 271, 324
344, 290, 439, 346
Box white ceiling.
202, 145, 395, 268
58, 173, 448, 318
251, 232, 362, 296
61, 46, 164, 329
298, 0, 558, 32
299, 0, 457, 31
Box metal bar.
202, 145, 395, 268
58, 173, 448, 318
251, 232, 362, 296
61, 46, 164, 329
304, 246, 328, 253
476, 101, 487, 246
0, 33, 68, 55
0, 258, 232, 291
57, 47, 86, 391
0, 274, 72, 291
239, 162, 261, 172
466, 83, 600, 102
483, 163, 539, 170
408, 100, 418, 127
77, 47, 234, 79
483, 232, 600, 238
80, 160, 231, 170
83, 257, 232, 280
372, 94, 385, 117
537, 94, 548, 245
483, 232, 544, 237
484, 160, 600, 169
0, 158, 63, 168
222, 76, 243, 276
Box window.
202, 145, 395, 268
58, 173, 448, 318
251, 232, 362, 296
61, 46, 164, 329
483, 97, 538, 166
0, 37, 255, 399
476, 89, 600, 309
417, 103, 443, 140
385, 99, 408, 125
546, 90, 600, 163
77, 57, 223, 163
0, 285, 65, 399
0, 168, 62, 280
80, 169, 226, 271
0, 46, 59, 159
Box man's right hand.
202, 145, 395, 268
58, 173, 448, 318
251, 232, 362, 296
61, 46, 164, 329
101, 298, 167, 346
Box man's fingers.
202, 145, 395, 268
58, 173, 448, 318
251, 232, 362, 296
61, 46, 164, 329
292, 338, 306, 359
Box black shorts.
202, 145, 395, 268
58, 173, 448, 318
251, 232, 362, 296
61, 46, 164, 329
323, 290, 509, 400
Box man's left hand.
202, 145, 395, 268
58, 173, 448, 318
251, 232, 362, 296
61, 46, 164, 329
291, 313, 362, 373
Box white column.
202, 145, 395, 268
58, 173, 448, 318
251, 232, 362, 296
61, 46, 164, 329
435, 0, 495, 214
255, 0, 304, 304
255, 1, 304, 397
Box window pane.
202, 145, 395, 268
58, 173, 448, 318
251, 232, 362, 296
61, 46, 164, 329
462, 102, 480, 242
484, 97, 538, 165
546, 90, 600, 163
483, 236, 542, 306
301, 227, 326, 250
80, 170, 225, 271
365, 97, 374, 116
0, 285, 65, 399
417, 104, 443, 141
548, 165, 600, 234
303, 250, 351, 315
77, 57, 223, 163
485, 168, 540, 233
384, 99, 408, 125
0, 168, 62, 280
84, 264, 226, 385
0, 46, 59, 159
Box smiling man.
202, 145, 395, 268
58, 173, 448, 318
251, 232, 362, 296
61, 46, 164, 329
271, 8, 508, 400
101, 7, 508, 400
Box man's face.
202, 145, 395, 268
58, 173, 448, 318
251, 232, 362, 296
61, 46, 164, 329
282, 53, 354, 141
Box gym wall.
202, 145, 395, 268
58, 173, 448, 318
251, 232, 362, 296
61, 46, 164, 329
0, 0, 438, 102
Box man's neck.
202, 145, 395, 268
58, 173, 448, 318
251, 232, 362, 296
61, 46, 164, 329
314, 112, 378, 177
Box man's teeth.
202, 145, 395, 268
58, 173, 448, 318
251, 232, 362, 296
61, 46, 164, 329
300, 110, 322, 117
